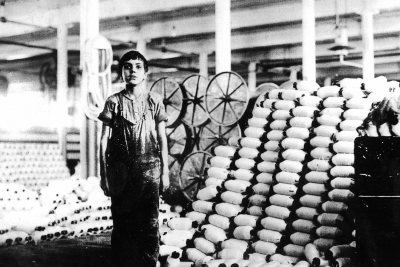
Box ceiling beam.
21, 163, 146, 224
1, 0, 400, 80
6, 6, 400, 61
4, 0, 400, 39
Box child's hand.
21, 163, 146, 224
100, 178, 110, 197
161, 173, 170, 192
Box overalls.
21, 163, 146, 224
107, 93, 161, 267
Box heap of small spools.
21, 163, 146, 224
0, 142, 70, 190
0, 174, 192, 267
158, 203, 198, 267
0, 176, 112, 246
170, 77, 399, 267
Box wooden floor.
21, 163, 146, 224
0, 235, 113, 267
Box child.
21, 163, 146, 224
99, 50, 169, 267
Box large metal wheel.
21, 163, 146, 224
181, 74, 209, 127
150, 77, 186, 128
166, 122, 193, 157
179, 151, 211, 201
197, 121, 242, 152
205, 71, 249, 126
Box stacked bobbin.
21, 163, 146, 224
182, 100, 276, 266
244, 86, 315, 266
0, 177, 114, 247
181, 145, 235, 266
189, 144, 255, 266
277, 89, 321, 265
322, 81, 372, 266
290, 84, 357, 266
225, 100, 279, 265
177, 77, 400, 267
182, 82, 321, 267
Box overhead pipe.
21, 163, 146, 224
0, 40, 56, 51
106, 37, 135, 47
0, 17, 55, 30
0, 1, 55, 30
339, 54, 362, 69
155, 38, 196, 57
106, 38, 198, 72
258, 51, 400, 69
149, 62, 198, 73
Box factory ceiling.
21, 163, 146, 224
1, 0, 400, 84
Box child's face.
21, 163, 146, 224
122, 59, 147, 85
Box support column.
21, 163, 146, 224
362, 0, 374, 81
57, 23, 68, 161
215, 0, 231, 73
324, 76, 332, 86
302, 0, 316, 82
136, 39, 147, 57
80, 0, 99, 179
289, 66, 301, 81
199, 52, 208, 78
248, 61, 257, 92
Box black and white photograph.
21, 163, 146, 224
0, 0, 399, 266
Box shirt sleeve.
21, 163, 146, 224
152, 93, 168, 123
98, 96, 116, 126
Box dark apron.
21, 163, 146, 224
106, 93, 161, 196
107, 93, 161, 267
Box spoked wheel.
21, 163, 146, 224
254, 82, 280, 107
166, 122, 193, 157
150, 77, 186, 128
181, 74, 209, 127
205, 71, 249, 126
198, 121, 242, 152
179, 151, 212, 201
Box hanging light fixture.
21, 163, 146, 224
328, 0, 361, 68
328, 0, 354, 54
329, 26, 354, 54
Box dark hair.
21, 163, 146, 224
118, 50, 148, 76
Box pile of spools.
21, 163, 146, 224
0, 140, 114, 247
0, 142, 70, 190
0, 140, 190, 266
168, 77, 400, 267
0, 176, 112, 246
158, 205, 198, 267
0, 174, 190, 263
